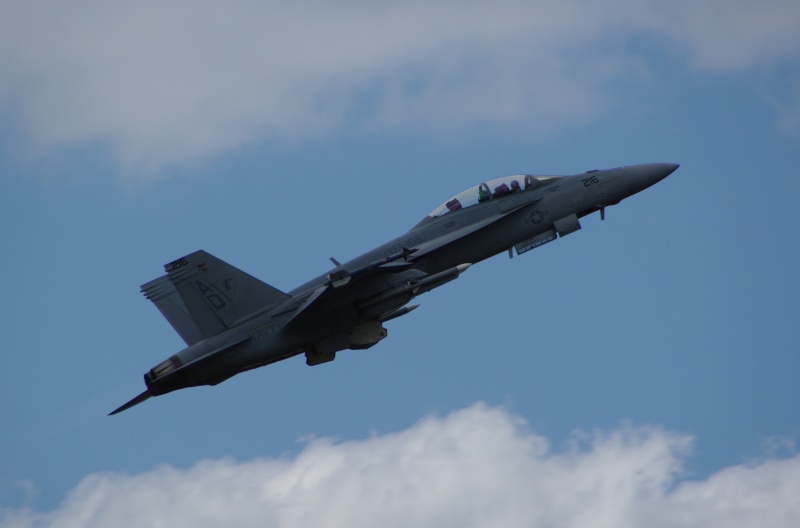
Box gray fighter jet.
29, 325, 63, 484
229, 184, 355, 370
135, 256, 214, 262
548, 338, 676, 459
110, 162, 679, 415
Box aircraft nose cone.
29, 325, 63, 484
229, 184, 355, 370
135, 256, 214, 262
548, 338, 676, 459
627, 162, 679, 193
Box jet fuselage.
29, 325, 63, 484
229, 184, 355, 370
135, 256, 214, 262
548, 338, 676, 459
111, 162, 678, 414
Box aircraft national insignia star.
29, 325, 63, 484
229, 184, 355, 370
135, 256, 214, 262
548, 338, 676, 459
529, 210, 546, 224
110, 163, 679, 415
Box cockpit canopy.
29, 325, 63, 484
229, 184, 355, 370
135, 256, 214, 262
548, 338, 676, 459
427, 174, 563, 218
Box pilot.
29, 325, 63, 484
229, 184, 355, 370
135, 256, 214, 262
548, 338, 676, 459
510, 180, 521, 192
493, 183, 510, 197
446, 198, 462, 212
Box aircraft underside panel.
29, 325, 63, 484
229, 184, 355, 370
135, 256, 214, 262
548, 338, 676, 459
304, 321, 388, 366
514, 228, 557, 256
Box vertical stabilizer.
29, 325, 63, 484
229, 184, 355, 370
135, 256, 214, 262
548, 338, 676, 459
141, 275, 205, 345
142, 250, 290, 341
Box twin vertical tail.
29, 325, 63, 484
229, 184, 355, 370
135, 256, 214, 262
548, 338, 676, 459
111, 250, 290, 415
141, 250, 290, 345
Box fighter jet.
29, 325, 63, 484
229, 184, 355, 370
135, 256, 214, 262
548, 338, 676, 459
110, 162, 679, 415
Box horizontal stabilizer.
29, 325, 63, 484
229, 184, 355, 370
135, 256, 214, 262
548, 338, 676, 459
109, 389, 152, 416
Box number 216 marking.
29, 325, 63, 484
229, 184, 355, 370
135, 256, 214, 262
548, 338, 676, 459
582, 176, 600, 187
168, 258, 189, 270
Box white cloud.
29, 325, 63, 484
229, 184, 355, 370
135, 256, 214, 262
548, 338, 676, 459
640, 0, 800, 72
2, 403, 799, 528
0, 0, 798, 175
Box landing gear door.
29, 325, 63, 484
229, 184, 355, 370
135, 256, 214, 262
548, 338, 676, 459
553, 214, 581, 237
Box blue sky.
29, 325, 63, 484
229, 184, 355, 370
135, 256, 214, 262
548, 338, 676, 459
2, 1, 800, 526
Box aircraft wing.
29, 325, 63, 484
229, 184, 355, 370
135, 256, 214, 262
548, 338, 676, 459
410, 200, 537, 260
280, 258, 420, 332
282, 284, 330, 328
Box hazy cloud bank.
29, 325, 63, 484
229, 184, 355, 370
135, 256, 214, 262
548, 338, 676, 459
0, 0, 798, 173
2, 403, 798, 528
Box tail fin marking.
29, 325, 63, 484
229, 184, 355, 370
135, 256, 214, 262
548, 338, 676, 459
142, 250, 290, 342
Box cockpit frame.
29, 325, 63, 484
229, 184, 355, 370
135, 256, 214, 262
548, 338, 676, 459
426, 174, 562, 220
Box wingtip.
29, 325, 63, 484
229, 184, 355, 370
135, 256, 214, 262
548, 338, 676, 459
109, 390, 152, 416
